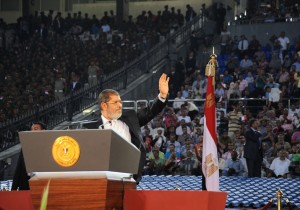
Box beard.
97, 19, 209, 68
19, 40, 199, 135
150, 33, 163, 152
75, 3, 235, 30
108, 109, 122, 120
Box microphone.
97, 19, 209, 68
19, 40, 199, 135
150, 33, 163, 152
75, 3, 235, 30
98, 120, 112, 129
67, 120, 99, 129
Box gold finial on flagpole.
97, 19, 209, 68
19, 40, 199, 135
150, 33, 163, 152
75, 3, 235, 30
276, 188, 283, 210
205, 46, 218, 79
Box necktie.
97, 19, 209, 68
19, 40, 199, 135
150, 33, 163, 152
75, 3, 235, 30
241, 40, 244, 50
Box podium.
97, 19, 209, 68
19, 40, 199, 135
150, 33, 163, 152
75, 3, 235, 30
29, 172, 136, 210
19, 129, 141, 210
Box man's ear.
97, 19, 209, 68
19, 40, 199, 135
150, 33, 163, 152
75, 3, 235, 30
100, 102, 107, 111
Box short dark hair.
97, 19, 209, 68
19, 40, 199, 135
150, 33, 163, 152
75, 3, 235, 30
32, 121, 47, 130
249, 119, 257, 127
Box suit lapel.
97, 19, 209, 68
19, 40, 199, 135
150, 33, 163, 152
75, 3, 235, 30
97, 118, 103, 128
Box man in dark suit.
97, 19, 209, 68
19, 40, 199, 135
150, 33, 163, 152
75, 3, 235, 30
70, 72, 82, 92
86, 73, 169, 183
190, 31, 199, 52
68, 72, 82, 120
38, 23, 48, 40
11, 122, 46, 190
244, 119, 263, 177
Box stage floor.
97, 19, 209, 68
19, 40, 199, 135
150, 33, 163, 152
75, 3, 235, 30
1, 176, 299, 209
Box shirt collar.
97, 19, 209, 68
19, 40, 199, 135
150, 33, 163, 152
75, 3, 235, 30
101, 116, 111, 124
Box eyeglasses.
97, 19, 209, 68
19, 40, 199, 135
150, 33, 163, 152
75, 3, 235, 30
105, 100, 123, 105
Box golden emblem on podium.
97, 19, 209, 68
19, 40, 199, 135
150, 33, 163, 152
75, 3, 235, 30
52, 136, 80, 167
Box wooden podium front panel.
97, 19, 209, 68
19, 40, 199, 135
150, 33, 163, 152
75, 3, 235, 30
30, 178, 136, 210
0, 191, 34, 210
124, 190, 227, 210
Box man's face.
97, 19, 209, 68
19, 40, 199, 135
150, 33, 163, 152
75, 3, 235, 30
169, 145, 175, 151
186, 150, 192, 158
291, 105, 296, 110
170, 135, 176, 142
31, 124, 43, 131
102, 94, 122, 120
182, 110, 187, 116
153, 150, 159, 158
231, 151, 238, 160
180, 119, 186, 125
227, 143, 234, 150
278, 134, 285, 143
185, 138, 191, 145
279, 151, 286, 160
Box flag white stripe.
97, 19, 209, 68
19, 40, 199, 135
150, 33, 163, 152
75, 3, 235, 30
202, 116, 219, 191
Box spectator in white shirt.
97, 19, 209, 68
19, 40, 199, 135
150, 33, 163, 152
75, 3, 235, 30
177, 109, 192, 126
268, 150, 290, 178
289, 104, 300, 117
101, 21, 111, 33
173, 91, 186, 111
176, 120, 192, 136
239, 55, 253, 71
265, 86, 282, 109
215, 83, 225, 99
277, 31, 290, 60
238, 34, 249, 58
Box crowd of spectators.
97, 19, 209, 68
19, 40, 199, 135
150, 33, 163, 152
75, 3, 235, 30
236, 1, 299, 23
1, 3, 300, 178
142, 25, 300, 178
0, 4, 199, 123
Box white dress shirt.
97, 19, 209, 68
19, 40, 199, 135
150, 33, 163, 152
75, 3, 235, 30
100, 116, 132, 143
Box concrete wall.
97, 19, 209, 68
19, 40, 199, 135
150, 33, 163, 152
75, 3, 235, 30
0, 0, 22, 24
228, 21, 300, 46
0, 11, 22, 24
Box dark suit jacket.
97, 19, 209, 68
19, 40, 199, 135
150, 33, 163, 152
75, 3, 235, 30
70, 81, 82, 92
84, 97, 167, 182
244, 128, 263, 160
39, 27, 48, 40
11, 151, 30, 190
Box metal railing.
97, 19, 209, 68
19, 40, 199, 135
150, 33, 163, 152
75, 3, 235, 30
231, 17, 300, 25
0, 14, 207, 152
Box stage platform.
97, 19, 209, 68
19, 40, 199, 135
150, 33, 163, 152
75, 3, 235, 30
137, 176, 300, 209
1, 176, 300, 209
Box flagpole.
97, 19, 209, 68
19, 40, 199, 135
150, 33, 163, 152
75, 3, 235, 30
202, 47, 219, 191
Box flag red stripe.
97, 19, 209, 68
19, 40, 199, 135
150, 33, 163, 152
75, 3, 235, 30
204, 75, 217, 144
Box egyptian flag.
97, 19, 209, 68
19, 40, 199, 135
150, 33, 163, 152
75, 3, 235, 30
202, 63, 219, 191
